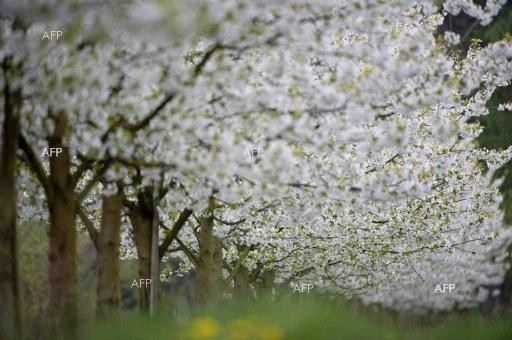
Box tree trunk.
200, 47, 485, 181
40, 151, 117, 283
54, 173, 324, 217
196, 197, 223, 305
130, 202, 152, 312
96, 185, 123, 318
0, 79, 22, 339
47, 111, 77, 332
149, 189, 160, 316
233, 265, 251, 299
255, 269, 275, 298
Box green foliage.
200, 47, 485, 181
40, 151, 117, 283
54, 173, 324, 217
469, 2, 512, 224
472, 4, 512, 44
477, 86, 512, 224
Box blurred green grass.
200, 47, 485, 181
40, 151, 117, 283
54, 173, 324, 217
80, 295, 512, 340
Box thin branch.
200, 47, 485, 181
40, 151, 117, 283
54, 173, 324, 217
193, 43, 221, 77
411, 264, 425, 282
365, 153, 400, 174
214, 216, 246, 226
375, 112, 396, 120
100, 92, 177, 143
460, 19, 480, 45
287, 182, 318, 189
255, 201, 280, 212
124, 92, 176, 131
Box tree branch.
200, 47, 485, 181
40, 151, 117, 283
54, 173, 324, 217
70, 156, 92, 188
213, 216, 246, 226
158, 209, 193, 259
77, 205, 99, 248
77, 160, 110, 201
193, 43, 221, 77
124, 92, 176, 131
100, 92, 176, 143
175, 237, 199, 267
19, 133, 51, 196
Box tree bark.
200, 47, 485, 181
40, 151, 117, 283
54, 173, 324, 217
0, 75, 22, 339
149, 186, 159, 316
46, 111, 78, 332
255, 269, 275, 298
233, 265, 251, 299
131, 212, 152, 312
96, 184, 123, 318
127, 188, 154, 312
196, 197, 223, 305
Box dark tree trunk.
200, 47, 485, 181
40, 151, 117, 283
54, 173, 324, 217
150, 198, 160, 316
96, 185, 123, 317
131, 212, 152, 312
46, 111, 78, 332
196, 197, 223, 305
0, 77, 22, 339
128, 187, 154, 312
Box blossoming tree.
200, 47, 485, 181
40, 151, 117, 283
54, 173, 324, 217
1, 0, 512, 335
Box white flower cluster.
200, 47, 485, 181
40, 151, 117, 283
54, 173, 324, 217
444, 0, 507, 25
497, 102, 512, 111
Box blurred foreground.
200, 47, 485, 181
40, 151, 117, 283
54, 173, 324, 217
81, 296, 512, 340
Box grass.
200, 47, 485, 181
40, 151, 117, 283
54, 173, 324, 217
80, 295, 512, 340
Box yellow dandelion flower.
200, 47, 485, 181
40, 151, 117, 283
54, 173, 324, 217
191, 316, 220, 339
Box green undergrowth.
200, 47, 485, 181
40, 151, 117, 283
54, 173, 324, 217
80, 295, 512, 340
